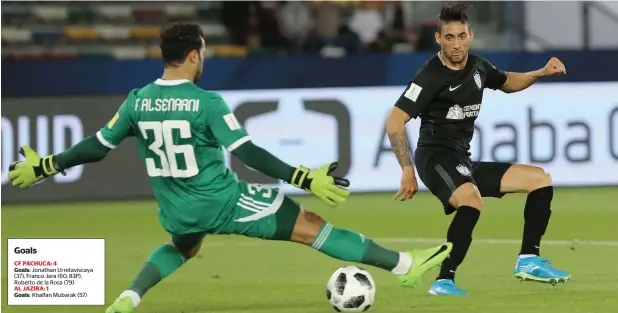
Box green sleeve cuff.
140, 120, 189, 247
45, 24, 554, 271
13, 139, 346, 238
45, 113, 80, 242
231, 141, 296, 183
55, 135, 110, 170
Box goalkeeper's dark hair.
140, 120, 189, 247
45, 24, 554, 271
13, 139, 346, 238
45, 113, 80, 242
437, 2, 472, 32
160, 23, 205, 66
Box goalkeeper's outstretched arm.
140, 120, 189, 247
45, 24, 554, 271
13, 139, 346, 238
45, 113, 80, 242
54, 135, 111, 170
230, 140, 349, 206
206, 92, 349, 206
8, 94, 133, 189
7, 135, 111, 189
51, 90, 135, 171
231, 141, 298, 185
206, 93, 348, 191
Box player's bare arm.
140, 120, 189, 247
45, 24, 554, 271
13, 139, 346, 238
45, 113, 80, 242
501, 57, 566, 93
386, 66, 438, 202
386, 107, 418, 201
386, 107, 413, 168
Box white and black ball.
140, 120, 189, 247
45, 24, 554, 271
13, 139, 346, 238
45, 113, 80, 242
326, 266, 376, 312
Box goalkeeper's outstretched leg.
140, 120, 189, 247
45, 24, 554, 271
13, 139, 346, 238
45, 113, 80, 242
289, 204, 452, 288
106, 185, 452, 313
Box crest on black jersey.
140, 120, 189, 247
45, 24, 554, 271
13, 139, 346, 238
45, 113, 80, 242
473, 70, 482, 89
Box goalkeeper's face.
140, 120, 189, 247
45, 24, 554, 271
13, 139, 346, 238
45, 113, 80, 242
193, 37, 206, 83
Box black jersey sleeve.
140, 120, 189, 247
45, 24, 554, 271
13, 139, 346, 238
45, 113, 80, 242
480, 58, 508, 90
394, 69, 441, 119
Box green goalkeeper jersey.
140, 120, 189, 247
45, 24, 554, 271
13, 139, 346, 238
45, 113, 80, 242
97, 79, 250, 234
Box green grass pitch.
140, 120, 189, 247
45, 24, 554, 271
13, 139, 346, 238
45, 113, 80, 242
2, 187, 617, 313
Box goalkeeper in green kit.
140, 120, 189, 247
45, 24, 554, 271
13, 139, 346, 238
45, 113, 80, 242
8, 23, 452, 313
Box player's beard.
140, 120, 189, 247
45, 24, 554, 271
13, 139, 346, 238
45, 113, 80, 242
445, 50, 467, 65
193, 57, 204, 83
193, 67, 203, 83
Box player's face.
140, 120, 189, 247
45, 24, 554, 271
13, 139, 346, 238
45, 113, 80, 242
435, 22, 474, 65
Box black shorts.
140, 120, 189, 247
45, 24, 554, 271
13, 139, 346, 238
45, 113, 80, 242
415, 146, 513, 215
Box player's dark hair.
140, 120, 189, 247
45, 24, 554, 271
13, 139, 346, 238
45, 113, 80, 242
437, 2, 472, 32
160, 23, 205, 66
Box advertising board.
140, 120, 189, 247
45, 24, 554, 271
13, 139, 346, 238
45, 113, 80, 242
2, 82, 617, 203
221, 82, 618, 193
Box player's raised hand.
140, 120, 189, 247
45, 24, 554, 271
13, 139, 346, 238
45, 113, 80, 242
7, 146, 63, 189
291, 162, 350, 207
542, 57, 566, 76
394, 165, 418, 201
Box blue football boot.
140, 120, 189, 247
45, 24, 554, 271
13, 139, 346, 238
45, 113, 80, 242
428, 279, 469, 295
514, 256, 571, 285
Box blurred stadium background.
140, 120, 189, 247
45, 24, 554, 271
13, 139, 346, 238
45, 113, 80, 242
2, 1, 617, 313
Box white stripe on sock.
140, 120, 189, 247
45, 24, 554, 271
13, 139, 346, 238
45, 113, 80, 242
119, 290, 141, 308
313, 224, 333, 250
391, 252, 413, 275
311, 223, 330, 249
320, 224, 334, 249
315, 224, 333, 250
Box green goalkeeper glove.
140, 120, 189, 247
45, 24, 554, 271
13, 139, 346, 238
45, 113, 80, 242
8, 146, 65, 189
291, 162, 350, 206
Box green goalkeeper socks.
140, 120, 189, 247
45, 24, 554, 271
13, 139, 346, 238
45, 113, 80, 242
311, 223, 403, 272
128, 243, 187, 297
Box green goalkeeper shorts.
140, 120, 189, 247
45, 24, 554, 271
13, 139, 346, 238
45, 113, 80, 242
171, 181, 301, 250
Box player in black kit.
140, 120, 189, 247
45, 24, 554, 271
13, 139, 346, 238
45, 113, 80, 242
385, 3, 571, 295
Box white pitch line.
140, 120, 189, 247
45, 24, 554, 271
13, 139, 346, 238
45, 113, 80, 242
201, 237, 618, 248
376, 237, 618, 246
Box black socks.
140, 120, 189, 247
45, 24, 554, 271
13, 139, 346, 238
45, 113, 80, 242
437, 206, 480, 281
520, 186, 553, 256
436, 186, 553, 281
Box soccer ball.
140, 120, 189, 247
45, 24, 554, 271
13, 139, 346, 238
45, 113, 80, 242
326, 266, 376, 312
